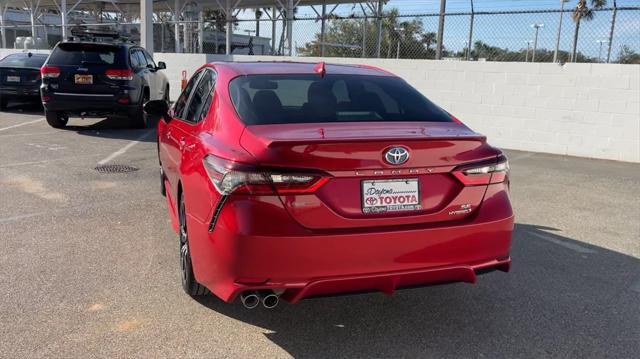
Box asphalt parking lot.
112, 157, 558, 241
1, 104, 639, 358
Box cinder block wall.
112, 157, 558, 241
1, 48, 637, 162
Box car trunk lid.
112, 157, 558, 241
240, 122, 500, 229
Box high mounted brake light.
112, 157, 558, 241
105, 69, 134, 81
40, 65, 60, 79
203, 155, 328, 195
452, 155, 509, 186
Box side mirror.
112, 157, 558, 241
156, 61, 166, 70
144, 100, 170, 122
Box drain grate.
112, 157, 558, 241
94, 164, 139, 174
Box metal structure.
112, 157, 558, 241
0, 1, 638, 64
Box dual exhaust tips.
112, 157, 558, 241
240, 290, 279, 309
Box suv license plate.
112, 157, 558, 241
6, 76, 20, 82
362, 178, 421, 214
74, 74, 93, 84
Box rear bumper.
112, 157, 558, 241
1, 86, 40, 97
185, 182, 514, 303
40, 89, 138, 117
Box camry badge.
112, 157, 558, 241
384, 147, 409, 165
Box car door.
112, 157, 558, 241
169, 69, 217, 222
142, 49, 162, 100
131, 48, 152, 100
159, 69, 204, 200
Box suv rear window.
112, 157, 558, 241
47, 43, 123, 66
229, 74, 453, 125
0, 53, 48, 68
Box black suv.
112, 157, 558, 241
41, 32, 169, 128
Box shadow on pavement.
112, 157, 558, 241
1, 100, 43, 116
66, 116, 158, 143
195, 223, 639, 358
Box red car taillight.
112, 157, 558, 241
105, 69, 134, 81
40, 65, 60, 79
203, 155, 328, 195
453, 155, 509, 186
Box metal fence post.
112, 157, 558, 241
436, 0, 446, 60
466, 0, 474, 61
553, 0, 565, 63
320, 1, 326, 56
375, 0, 383, 58
362, 16, 367, 58
606, 1, 617, 63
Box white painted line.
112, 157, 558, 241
527, 230, 596, 254
97, 130, 154, 165
0, 131, 58, 138
0, 154, 103, 168
0, 118, 45, 132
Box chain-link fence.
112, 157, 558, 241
1, 6, 638, 64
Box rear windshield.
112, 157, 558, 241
0, 53, 48, 68
47, 43, 123, 66
229, 74, 453, 125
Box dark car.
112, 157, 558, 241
40, 35, 169, 128
0, 52, 48, 110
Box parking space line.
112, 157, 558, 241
527, 230, 596, 254
97, 130, 154, 165
0, 118, 45, 132
0, 154, 104, 168
0, 131, 58, 138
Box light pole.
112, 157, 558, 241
596, 40, 607, 62
525, 40, 532, 62
531, 23, 544, 62
394, 27, 404, 59
553, 0, 566, 63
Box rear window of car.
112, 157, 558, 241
47, 43, 123, 66
228, 74, 453, 125
0, 53, 47, 68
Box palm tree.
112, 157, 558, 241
571, 0, 607, 62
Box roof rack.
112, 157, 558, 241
67, 28, 134, 44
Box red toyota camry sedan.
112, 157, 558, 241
146, 61, 513, 309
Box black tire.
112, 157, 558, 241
179, 191, 207, 296
133, 91, 150, 129
45, 110, 68, 128
0, 97, 8, 110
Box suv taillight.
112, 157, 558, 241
40, 65, 60, 79
203, 155, 329, 195
453, 155, 509, 186
105, 69, 134, 81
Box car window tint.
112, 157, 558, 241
229, 74, 453, 125
185, 70, 216, 123
173, 70, 203, 119
134, 50, 148, 68
0, 54, 47, 68
48, 43, 122, 66
130, 50, 141, 68
142, 51, 156, 68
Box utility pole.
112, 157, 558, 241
525, 40, 532, 62
596, 40, 607, 62
375, 0, 383, 58
531, 23, 544, 62
466, 0, 474, 61
553, 0, 566, 63
436, 0, 446, 59
606, 0, 617, 63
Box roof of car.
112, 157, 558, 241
210, 61, 396, 77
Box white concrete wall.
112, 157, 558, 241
155, 53, 640, 163
2, 48, 638, 162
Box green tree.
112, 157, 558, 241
617, 45, 640, 64
297, 8, 433, 59
571, 0, 607, 62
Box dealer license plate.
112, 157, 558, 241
6, 76, 20, 82
74, 74, 93, 84
361, 178, 421, 214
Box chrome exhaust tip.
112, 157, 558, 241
262, 292, 279, 309
240, 291, 260, 309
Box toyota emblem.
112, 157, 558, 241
384, 147, 409, 165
